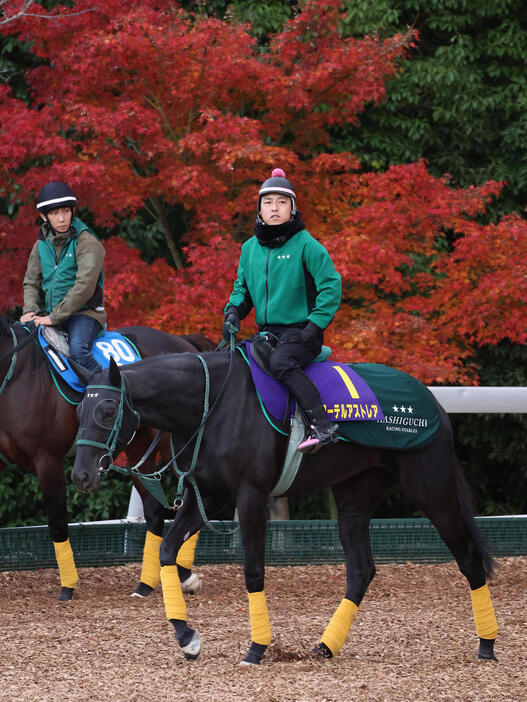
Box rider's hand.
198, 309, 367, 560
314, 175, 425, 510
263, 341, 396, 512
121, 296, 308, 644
302, 321, 322, 343
33, 315, 53, 327
20, 312, 37, 323
222, 306, 240, 341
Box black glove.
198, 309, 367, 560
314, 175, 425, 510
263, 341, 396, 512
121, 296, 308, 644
222, 306, 240, 341
302, 321, 322, 343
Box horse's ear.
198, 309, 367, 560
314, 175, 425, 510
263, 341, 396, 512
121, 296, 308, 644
108, 357, 122, 388
70, 359, 95, 387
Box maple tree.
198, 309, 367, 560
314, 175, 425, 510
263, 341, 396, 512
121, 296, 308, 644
0, 0, 526, 384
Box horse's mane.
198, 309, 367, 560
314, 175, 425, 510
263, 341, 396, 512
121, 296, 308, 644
0, 315, 11, 341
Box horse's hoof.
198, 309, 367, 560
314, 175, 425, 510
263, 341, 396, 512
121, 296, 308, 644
58, 587, 74, 602
311, 642, 333, 659
181, 630, 202, 660
181, 573, 203, 595
241, 642, 267, 665
478, 638, 498, 661
131, 582, 154, 598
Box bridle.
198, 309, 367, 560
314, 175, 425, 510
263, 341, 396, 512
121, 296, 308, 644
76, 375, 141, 472
74, 350, 239, 533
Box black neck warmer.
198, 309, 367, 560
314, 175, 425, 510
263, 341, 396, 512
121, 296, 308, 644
254, 212, 305, 248
39, 220, 75, 242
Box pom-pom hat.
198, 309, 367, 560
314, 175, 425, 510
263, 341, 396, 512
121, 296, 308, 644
37, 182, 78, 214
258, 168, 297, 215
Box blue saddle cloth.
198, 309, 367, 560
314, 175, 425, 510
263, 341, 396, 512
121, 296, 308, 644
38, 328, 141, 393
245, 342, 384, 423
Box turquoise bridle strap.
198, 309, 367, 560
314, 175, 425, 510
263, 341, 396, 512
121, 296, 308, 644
170, 352, 240, 534
172, 354, 210, 502
108, 355, 213, 511
76, 376, 140, 457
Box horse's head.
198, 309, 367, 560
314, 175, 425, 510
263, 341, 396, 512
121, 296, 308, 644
72, 359, 140, 492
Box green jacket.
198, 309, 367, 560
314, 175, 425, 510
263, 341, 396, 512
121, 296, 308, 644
23, 217, 106, 326
226, 229, 341, 330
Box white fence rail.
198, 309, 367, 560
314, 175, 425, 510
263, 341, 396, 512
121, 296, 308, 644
428, 386, 527, 413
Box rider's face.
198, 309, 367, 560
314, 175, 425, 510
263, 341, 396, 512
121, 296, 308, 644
41, 207, 73, 233
260, 194, 292, 225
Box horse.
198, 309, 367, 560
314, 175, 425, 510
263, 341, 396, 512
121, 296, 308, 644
0, 315, 215, 600
71, 348, 499, 665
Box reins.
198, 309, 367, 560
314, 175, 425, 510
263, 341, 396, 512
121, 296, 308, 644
0, 323, 39, 396
0, 323, 38, 367
0, 323, 44, 468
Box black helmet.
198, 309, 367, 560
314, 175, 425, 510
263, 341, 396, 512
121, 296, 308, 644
36, 182, 78, 214
258, 168, 296, 215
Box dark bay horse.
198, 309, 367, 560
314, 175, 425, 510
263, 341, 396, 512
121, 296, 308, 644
72, 350, 499, 665
0, 316, 214, 600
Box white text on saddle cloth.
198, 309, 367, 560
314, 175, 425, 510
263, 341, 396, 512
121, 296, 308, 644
92, 336, 139, 366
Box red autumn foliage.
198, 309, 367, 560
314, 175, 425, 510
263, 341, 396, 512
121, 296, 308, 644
0, 0, 525, 384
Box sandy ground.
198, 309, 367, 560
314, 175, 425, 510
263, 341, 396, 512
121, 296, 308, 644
1, 557, 525, 702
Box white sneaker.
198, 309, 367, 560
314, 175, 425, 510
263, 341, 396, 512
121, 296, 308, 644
181, 572, 203, 595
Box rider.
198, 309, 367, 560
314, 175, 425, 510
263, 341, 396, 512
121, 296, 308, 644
20, 181, 106, 376
223, 168, 342, 453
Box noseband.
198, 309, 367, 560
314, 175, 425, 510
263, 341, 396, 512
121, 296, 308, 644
76, 375, 141, 470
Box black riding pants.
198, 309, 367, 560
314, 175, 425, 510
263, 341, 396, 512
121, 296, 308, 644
262, 325, 329, 425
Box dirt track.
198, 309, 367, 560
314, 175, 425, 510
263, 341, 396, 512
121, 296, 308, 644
1, 558, 525, 702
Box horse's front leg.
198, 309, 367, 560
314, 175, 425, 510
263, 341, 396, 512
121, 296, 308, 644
236, 486, 272, 666
159, 488, 210, 661
36, 451, 78, 602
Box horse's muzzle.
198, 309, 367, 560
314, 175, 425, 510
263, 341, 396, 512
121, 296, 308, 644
71, 452, 103, 493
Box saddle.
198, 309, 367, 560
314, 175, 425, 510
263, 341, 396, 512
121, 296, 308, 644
38, 326, 141, 393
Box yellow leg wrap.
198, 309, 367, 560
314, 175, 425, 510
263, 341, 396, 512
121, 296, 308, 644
470, 584, 498, 639
139, 531, 162, 589
248, 590, 272, 645
176, 531, 199, 571
161, 564, 187, 622
53, 539, 79, 589
320, 598, 358, 656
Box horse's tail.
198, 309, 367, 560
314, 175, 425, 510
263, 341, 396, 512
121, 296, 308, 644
454, 459, 495, 579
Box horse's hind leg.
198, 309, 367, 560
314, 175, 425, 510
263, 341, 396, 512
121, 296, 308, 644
398, 440, 498, 661
236, 485, 273, 666
313, 467, 394, 659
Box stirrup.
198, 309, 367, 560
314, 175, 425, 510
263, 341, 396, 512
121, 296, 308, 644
297, 424, 339, 454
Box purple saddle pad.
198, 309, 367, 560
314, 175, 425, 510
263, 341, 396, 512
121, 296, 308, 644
245, 342, 384, 423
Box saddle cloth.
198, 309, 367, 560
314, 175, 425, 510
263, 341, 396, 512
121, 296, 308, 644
245, 342, 384, 424
38, 326, 141, 393
244, 343, 440, 451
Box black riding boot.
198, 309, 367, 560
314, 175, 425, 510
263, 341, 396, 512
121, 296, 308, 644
281, 369, 339, 454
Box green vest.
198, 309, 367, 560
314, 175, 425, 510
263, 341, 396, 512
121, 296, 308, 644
38, 217, 104, 315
